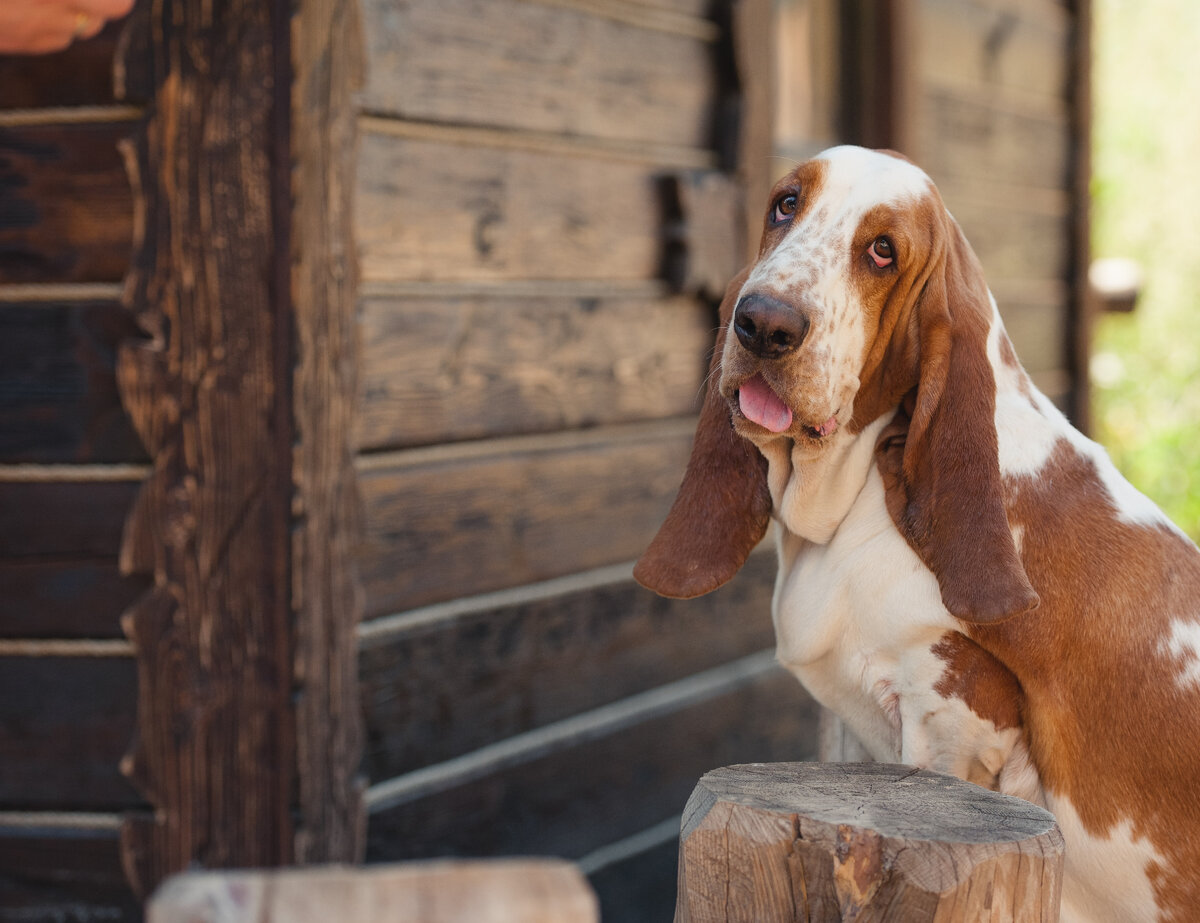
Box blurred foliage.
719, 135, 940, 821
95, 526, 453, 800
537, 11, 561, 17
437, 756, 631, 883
1091, 0, 1200, 539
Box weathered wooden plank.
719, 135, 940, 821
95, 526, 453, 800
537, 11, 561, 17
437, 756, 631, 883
365, 667, 819, 862
0, 122, 133, 284
360, 553, 776, 780
0, 480, 136, 557
732, 0, 775, 261
918, 88, 1070, 191
1065, 0, 1093, 432
661, 170, 746, 298
0, 657, 140, 809
0, 302, 146, 464
588, 835, 678, 923
0, 822, 139, 922
356, 294, 710, 450
290, 0, 368, 865
529, 0, 717, 32
358, 0, 716, 148
356, 133, 664, 283
1000, 297, 1068, 375
114, 0, 295, 896
918, 0, 1070, 104
946, 198, 1069, 284
774, 0, 840, 159
840, 0, 912, 152
1, 559, 145, 639
148, 860, 599, 923
356, 424, 694, 617
959, 0, 1070, 29
0, 19, 128, 110
627, 0, 711, 15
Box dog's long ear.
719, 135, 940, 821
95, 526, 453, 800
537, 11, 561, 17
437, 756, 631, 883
634, 268, 771, 598
877, 213, 1039, 623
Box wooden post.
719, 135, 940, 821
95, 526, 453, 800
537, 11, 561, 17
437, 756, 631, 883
112, 0, 367, 895
114, 0, 298, 895
147, 860, 599, 923
817, 709, 873, 763
675, 763, 1063, 922
288, 0, 368, 866
731, 0, 775, 262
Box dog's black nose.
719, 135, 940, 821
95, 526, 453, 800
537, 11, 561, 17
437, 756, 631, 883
732, 294, 810, 359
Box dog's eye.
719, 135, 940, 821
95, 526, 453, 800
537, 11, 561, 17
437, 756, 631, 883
770, 193, 798, 226
869, 236, 895, 268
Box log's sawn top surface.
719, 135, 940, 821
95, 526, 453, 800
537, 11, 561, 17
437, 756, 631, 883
683, 762, 1059, 845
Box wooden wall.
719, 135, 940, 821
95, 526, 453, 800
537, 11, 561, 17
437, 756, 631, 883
0, 0, 1089, 920
904, 0, 1090, 422
0, 20, 145, 922
348, 1, 819, 919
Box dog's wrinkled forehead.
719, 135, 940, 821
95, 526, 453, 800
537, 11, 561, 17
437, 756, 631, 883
814, 146, 933, 214
756, 146, 935, 272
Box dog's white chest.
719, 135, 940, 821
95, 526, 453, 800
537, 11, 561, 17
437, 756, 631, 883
772, 466, 1028, 790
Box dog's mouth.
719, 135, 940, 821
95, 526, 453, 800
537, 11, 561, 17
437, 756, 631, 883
737, 374, 792, 433
734, 374, 839, 440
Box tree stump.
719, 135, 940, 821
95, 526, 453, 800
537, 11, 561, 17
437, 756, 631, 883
676, 763, 1063, 923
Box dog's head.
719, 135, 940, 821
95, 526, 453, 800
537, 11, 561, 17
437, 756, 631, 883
720, 146, 937, 454
635, 146, 1038, 624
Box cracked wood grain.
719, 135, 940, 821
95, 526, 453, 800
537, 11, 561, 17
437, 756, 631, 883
113, 0, 366, 895
674, 763, 1063, 922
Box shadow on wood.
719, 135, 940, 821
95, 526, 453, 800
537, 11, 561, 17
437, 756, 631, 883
147, 859, 598, 923
676, 762, 1063, 922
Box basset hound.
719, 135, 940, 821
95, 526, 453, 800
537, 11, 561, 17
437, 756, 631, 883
635, 145, 1200, 922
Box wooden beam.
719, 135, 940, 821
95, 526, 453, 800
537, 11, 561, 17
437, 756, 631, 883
731, 0, 775, 260
0, 814, 141, 920
839, 0, 917, 155
356, 293, 710, 451
0, 300, 146, 465
355, 423, 696, 617
0, 656, 139, 810
364, 669, 819, 864
147, 860, 599, 923
359, 555, 777, 787
356, 0, 718, 148
1065, 0, 1093, 433
0, 122, 134, 285
113, 0, 296, 896
289, 0, 368, 864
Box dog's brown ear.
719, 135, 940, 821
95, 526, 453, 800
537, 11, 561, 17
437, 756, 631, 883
877, 214, 1038, 623
634, 268, 771, 598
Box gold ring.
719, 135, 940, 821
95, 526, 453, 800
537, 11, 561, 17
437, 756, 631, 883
72, 12, 92, 38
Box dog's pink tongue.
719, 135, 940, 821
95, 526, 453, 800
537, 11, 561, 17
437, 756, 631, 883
738, 375, 793, 433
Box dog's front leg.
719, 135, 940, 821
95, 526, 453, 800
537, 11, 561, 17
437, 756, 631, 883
896, 634, 1025, 790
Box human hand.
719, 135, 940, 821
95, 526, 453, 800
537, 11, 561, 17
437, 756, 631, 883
0, 0, 135, 55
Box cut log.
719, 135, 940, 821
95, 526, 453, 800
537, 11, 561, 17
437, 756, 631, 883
675, 762, 1063, 922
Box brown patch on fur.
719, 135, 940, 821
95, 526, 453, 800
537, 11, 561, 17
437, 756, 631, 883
931, 631, 1022, 731
998, 330, 1021, 370
998, 330, 1040, 409
970, 438, 1200, 919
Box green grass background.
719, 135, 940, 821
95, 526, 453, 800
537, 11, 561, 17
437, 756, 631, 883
1091, 0, 1200, 538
